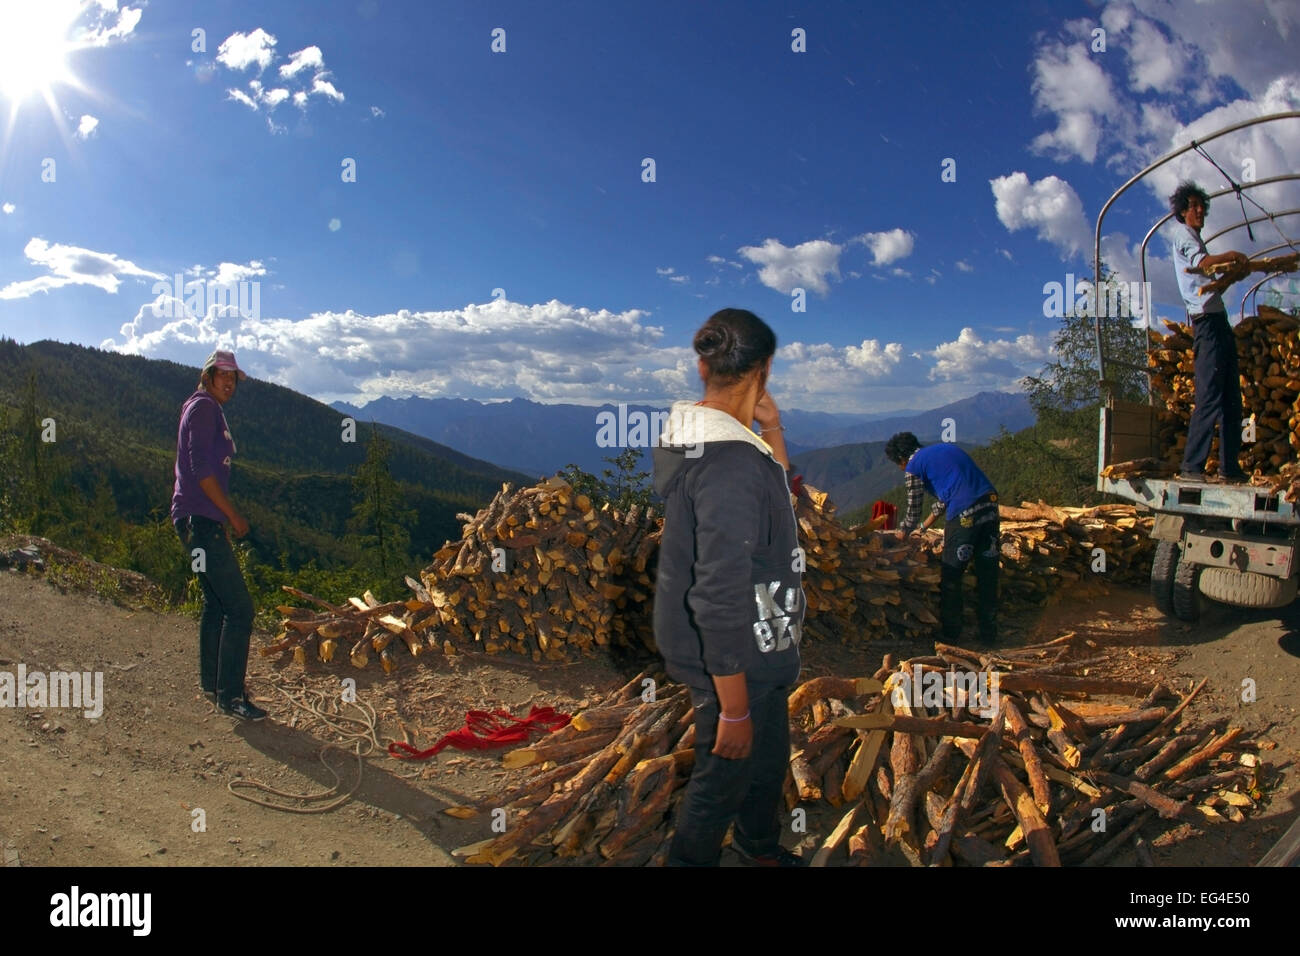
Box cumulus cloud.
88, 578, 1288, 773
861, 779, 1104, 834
0, 238, 164, 300
75, 114, 99, 139
78, 2, 143, 47
2, 203, 14, 214
855, 228, 915, 266
738, 238, 841, 295
279, 46, 324, 78
217, 29, 277, 73
955, 260, 974, 272
310, 76, 344, 103
1029, 41, 1123, 163
1027, 0, 1300, 169
101, 298, 684, 405
215, 30, 345, 127
929, 328, 1051, 385
990, 172, 1090, 259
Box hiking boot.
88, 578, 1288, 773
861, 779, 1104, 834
1175, 471, 1214, 483
733, 843, 805, 867
220, 697, 267, 722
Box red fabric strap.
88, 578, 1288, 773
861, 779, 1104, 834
387, 705, 571, 760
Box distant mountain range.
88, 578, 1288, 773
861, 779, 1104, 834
332, 391, 1034, 478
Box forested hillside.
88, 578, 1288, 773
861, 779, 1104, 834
0, 339, 530, 612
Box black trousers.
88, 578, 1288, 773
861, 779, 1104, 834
940, 496, 999, 643
667, 682, 789, 866
175, 515, 254, 705
1181, 310, 1242, 476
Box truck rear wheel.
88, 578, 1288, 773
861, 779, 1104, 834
1198, 567, 1298, 609
1150, 540, 1179, 615
1172, 554, 1203, 622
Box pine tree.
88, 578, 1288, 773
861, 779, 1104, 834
348, 424, 415, 582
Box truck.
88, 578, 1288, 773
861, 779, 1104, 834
1094, 111, 1300, 621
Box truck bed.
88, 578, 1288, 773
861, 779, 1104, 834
1097, 405, 1300, 524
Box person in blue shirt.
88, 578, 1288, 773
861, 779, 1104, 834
886, 432, 999, 645
1168, 181, 1251, 483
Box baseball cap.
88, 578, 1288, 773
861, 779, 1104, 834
203, 349, 247, 381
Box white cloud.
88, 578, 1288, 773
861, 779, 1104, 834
102, 298, 681, 405
1119, 14, 1193, 94
929, 327, 1051, 384
855, 228, 915, 266
1029, 41, 1123, 163
227, 88, 258, 111
0, 237, 164, 299
990, 172, 1090, 259
669, 275, 689, 284
293, 91, 308, 108
217, 29, 278, 73
78, 3, 143, 47
891, 267, 911, 279
2, 203, 13, 214
310, 76, 344, 102
279, 46, 324, 79
370, 106, 386, 119
955, 260, 974, 272
212, 261, 268, 285
656, 267, 675, 276
262, 88, 290, 109
738, 237, 841, 295
75, 114, 99, 139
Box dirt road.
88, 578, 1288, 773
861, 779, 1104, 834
1, 564, 1297, 867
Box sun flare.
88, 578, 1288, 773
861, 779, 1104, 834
0, 0, 82, 105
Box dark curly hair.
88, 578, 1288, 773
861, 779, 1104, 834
694, 308, 777, 387
1168, 181, 1210, 224
884, 431, 921, 466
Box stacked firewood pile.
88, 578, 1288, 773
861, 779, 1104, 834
794, 486, 942, 643
815, 638, 1263, 866
268, 480, 1156, 670
445, 636, 1262, 866
1148, 308, 1300, 474
265, 476, 662, 668
977, 501, 1152, 604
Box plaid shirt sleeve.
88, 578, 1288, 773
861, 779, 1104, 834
900, 472, 925, 532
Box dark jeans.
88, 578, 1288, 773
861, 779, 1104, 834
1181, 310, 1242, 476
941, 496, 999, 643
175, 515, 254, 705
667, 682, 789, 866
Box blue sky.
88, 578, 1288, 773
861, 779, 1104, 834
1, 0, 1298, 413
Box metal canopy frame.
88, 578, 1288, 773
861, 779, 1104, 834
1092, 111, 1300, 400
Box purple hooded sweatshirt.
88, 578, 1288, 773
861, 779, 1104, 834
171, 389, 236, 524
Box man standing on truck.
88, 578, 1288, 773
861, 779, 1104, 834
1169, 181, 1251, 483
887, 432, 1000, 645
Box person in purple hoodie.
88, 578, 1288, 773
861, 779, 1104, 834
171, 350, 266, 721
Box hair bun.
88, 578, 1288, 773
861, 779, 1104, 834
694, 325, 732, 358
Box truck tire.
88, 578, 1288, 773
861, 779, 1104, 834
1198, 567, 1298, 609
1172, 555, 1203, 622
1150, 540, 1179, 616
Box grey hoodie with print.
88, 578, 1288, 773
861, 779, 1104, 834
651, 401, 804, 692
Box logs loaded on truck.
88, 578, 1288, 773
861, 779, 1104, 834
1093, 111, 1300, 623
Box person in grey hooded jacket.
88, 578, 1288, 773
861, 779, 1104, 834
653, 308, 805, 866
